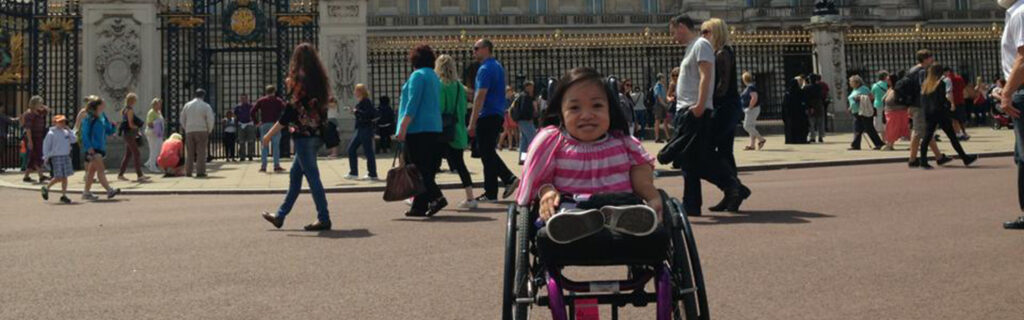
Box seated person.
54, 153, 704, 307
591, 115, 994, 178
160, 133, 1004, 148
157, 133, 185, 177
516, 67, 662, 245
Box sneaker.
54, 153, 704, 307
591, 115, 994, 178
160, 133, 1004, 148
427, 197, 448, 217
41, 186, 49, 200
546, 209, 606, 244
404, 198, 414, 207
457, 199, 479, 210
502, 177, 520, 199
1004, 216, 1024, 230
82, 193, 99, 201
344, 174, 358, 180
59, 196, 71, 204
936, 155, 953, 166
475, 195, 498, 203
600, 205, 659, 237
962, 154, 978, 167
106, 188, 121, 199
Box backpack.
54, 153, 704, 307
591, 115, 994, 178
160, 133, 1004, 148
644, 86, 657, 108
857, 94, 875, 117
894, 77, 918, 106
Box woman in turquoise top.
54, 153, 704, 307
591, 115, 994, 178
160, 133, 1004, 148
435, 54, 478, 210
80, 97, 121, 201
396, 44, 445, 217
847, 75, 884, 150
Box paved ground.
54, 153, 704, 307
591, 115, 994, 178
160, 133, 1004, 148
2, 157, 1023, 319
0, 129, 1016, 193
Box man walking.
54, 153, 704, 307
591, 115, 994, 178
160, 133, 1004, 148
252, 85, 286, 173
467, 38, 518, 202
998, 0, 1024, 229
234, 94, 256, 161
180, 89, 215, 178
514, 80, 539, 165
669, 15, 746, 216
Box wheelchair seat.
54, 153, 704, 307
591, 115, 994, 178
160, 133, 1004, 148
536, 225, 670, 267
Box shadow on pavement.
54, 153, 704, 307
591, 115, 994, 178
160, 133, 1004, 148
392, 215, 495, 223
285, 229, 374, 239
691, 210, 832, 225
88, 199, 128, 203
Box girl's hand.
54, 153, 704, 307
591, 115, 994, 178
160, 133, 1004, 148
646, 196, 663, 221
538, 187, 560, 221
395, 131, 406, 142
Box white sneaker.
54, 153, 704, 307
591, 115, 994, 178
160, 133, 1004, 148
361, 175, 380, 181
343, 174, 358, 180
457, 199, 479, 209
81, 193, 99, 201
404, 198, 414, 206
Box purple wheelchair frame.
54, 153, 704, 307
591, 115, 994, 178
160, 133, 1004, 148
542, 264, 675, 320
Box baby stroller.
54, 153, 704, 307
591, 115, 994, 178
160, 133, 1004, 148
992, 104, 1014, 130
502, 190, 709, 320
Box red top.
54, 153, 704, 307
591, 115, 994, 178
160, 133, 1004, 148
252, 95, 286, 125
950, 73, 966, 105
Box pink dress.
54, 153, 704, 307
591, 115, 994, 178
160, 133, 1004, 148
515, 126, 655, 206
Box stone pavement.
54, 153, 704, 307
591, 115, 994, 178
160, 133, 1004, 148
0, 128, 1016, 194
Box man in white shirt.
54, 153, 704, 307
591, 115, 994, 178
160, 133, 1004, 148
999, 0, 1024, 229
180, 89, 215, 178
669, 14, 745, 216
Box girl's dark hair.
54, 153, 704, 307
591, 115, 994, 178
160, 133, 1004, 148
409, 44, 436, 69
379, 95, 391, 107
287, 43, 330, 111
87, 98, 104, 116
542, 67, 629, 135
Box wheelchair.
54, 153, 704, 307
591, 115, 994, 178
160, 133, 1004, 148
501, 190, 709, 320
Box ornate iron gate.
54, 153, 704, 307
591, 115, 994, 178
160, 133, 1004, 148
159, 0, 318, 159
0, 0, 80, 170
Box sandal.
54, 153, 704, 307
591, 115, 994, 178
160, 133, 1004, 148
757, 139, 767, 150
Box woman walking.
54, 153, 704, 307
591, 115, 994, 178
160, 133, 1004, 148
741, 72, 766, 150
118, 93, 148, 181
144, 98, 164, 173
847, 75, 884, 150
436, 54, 478, 210
80, 97, 121, 201
260, 43, 333, 231
883, 71, 911, 150
345, 84, 378, 180
395, 44, 445, 217
918, 64, 978, 169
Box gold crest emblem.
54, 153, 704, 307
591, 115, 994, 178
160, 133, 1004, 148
230, 8, 256, 37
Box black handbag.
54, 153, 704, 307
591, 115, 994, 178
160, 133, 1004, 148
657, 110, 710, 171
321, 121, 341, 149
383, 145, 425, 202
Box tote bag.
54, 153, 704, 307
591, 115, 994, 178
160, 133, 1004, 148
383, 145, 425, 202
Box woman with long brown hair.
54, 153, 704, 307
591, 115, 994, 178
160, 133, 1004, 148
261, 43, 333, 231
118, 93, 148, 182
918, 64, 977, 169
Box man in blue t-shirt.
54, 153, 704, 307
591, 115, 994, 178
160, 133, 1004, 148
467, 38, 519, 202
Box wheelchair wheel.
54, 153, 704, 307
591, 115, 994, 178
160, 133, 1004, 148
502, 205, 532, 320
660, 191, 709, 320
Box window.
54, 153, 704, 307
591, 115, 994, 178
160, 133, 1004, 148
469, 0, 490, 15
955, 0, 970, 10
409, 0, 429, 15
529, 0, 548, 14
584, 0, 604, 14
644, 0, 658, 13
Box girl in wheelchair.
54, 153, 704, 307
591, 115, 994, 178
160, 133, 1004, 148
516, 67, 663, 244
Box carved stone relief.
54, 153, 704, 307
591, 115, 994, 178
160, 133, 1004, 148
331, 35, 360, 105
94, 16, 141, 109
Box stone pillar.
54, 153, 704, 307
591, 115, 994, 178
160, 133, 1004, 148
319, 0, 368, 143
81, 0, 160, 168
806, 15, 852, 132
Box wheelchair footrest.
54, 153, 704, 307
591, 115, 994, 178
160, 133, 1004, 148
537, 292, 658, 308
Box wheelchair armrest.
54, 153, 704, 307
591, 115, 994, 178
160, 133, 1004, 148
657, 189, 684, 229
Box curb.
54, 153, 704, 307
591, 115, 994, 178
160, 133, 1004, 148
3, 151, 1014, 196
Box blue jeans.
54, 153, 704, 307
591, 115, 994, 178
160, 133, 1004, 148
347, 126, 377, 177
277, 137, 330, 223
518, 120, 537, 162
260, 123, 281, 169
634, 109, 647, 139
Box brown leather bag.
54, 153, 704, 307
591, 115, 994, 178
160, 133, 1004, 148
383, 146, 425, 202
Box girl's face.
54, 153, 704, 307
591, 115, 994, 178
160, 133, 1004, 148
154, 102, 162, 111
561, 81, 610, 142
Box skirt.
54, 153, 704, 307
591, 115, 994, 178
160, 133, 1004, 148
885, 109, 911, 144
48, 155, 74, 178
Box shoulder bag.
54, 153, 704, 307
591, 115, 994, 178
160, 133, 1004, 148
383, 145, 425, 202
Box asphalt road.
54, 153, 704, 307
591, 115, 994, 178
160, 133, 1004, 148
2, 157, 1023, 320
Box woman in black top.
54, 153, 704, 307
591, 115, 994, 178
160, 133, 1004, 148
346, 84, 378, 180
376, 96, 395, 153
918, 64, 977, 169
783, 78, 809, 144
261, 43, 333, 231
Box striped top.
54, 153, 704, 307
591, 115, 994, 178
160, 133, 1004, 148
515, 126, 655, 206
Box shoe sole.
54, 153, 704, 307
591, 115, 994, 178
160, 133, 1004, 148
601, 205, 659, 237
546, 209, 605, 244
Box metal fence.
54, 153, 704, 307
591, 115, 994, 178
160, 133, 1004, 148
159, 0, 318, 160
0, 0, 80, 170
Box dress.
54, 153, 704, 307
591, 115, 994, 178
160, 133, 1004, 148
23, 111, 46, 169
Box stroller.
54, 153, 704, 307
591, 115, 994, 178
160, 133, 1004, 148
992, 103, 1014, 130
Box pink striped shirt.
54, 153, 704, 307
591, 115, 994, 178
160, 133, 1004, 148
515, 126, 655, 206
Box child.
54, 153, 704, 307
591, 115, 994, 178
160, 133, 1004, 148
41, 115, 75, 203
222, 110, 238, 161
516, 67, 662, 245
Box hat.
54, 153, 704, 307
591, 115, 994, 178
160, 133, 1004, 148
52, 115, 67, 123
